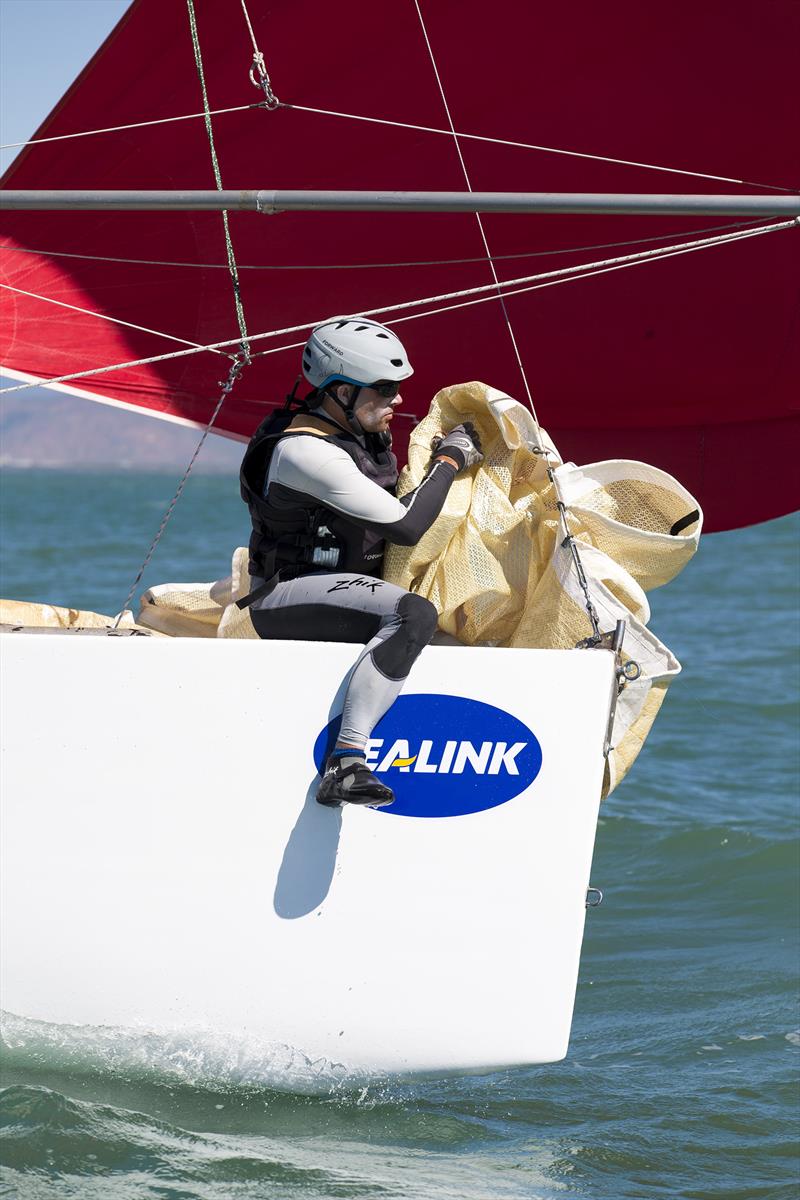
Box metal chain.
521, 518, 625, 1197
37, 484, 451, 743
186, 0, 251, 360
552, 484, 602, 641
113, 356, 248, 625
239, 0, 280, 108
249, 54, 279, 108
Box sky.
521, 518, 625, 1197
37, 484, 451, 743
0, 0, 131, 176
0, 0, 243, 468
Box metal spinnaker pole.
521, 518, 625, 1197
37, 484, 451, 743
1, 190, 799, 216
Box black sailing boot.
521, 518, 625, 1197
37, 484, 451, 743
316, 752, 395, 808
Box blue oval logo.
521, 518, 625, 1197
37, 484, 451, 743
313, 694, 542, 818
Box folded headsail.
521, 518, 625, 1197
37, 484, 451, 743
382, 383, 702, 795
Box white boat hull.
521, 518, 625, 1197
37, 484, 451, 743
0, 633, 615, 1078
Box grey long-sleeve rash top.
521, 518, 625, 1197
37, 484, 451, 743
266, 434, 457, 547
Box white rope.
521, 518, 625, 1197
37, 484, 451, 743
281, 104, 798, 196
386, 229, 772, 325
239, 0, 279, 107
4, 102, 795, 197
108, 1, 257, 619
0, 283, 232, 358
0, 103, 263, 151
413, 0, 537, 421
1, 219, 794, 397
186, 0, 250, 359
112, 355, 249, 626
0, 220, 763, 272
413, 0, 596, 634
239, 0, 260, 53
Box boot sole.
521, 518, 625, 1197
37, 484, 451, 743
316, 793, 394, 809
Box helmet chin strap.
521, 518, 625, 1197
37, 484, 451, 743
328, 383, 366, 441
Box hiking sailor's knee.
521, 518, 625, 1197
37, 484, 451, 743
400, 592, 439, 648
372, 592, 439, 680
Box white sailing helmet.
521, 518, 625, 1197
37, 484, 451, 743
302, 316, 413, 391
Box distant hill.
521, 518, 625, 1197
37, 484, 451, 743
0, 387, 246, 472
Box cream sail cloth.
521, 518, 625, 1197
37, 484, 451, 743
381, 382, 701, 796
135, 381, 701, 795
0, 598, 152, 633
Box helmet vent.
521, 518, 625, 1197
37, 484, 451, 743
376, 332, 389, 339
391, 358, 403, 366
334, 320, 350, 330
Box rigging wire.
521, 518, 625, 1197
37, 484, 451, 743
238, 0, 279, 107
113, 354, 249, 625
412, 0, 599, 643
0, 283, 234, 359
2, 219, 795, 399
111, 2, 256, 623
185, 0, 250, 361
3, 99, 795, 195
3, 111, 795, 199
386, 233, 759, 326
0, 103, 264, 151
0, 218, 768, 272
277, 104, 800, 196
413, 0, 536, 420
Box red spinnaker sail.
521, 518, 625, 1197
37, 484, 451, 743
1, 0, 798, 531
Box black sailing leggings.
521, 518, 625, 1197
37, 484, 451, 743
249, 572, 439, 749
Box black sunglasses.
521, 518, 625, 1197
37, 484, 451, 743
370, 380, 402, 399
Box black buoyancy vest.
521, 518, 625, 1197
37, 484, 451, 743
239, 403, 399, 585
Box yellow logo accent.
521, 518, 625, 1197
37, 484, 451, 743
391, 755, 418, 768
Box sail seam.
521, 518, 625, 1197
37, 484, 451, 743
2, 220, 795, 397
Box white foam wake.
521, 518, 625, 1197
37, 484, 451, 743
0, 1009, 364, 1095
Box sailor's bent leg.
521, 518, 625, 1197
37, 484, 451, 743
338, 591, 438, 748
248, 573, 438, 749
249, 573, 384, 644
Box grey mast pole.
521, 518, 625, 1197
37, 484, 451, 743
1, 190, 799, 216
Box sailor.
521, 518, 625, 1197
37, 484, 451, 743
239, 316, 482, 808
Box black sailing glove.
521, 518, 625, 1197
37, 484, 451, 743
431, 422, 484, 473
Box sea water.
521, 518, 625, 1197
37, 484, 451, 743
0, 469, 797, 1200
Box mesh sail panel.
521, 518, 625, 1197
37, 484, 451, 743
0, 598, 149, 632
138, 578, 231, 638
137, 382, 700, 794
383, 382, 701, 795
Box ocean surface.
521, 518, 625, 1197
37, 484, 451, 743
0, 469, 798, 1200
